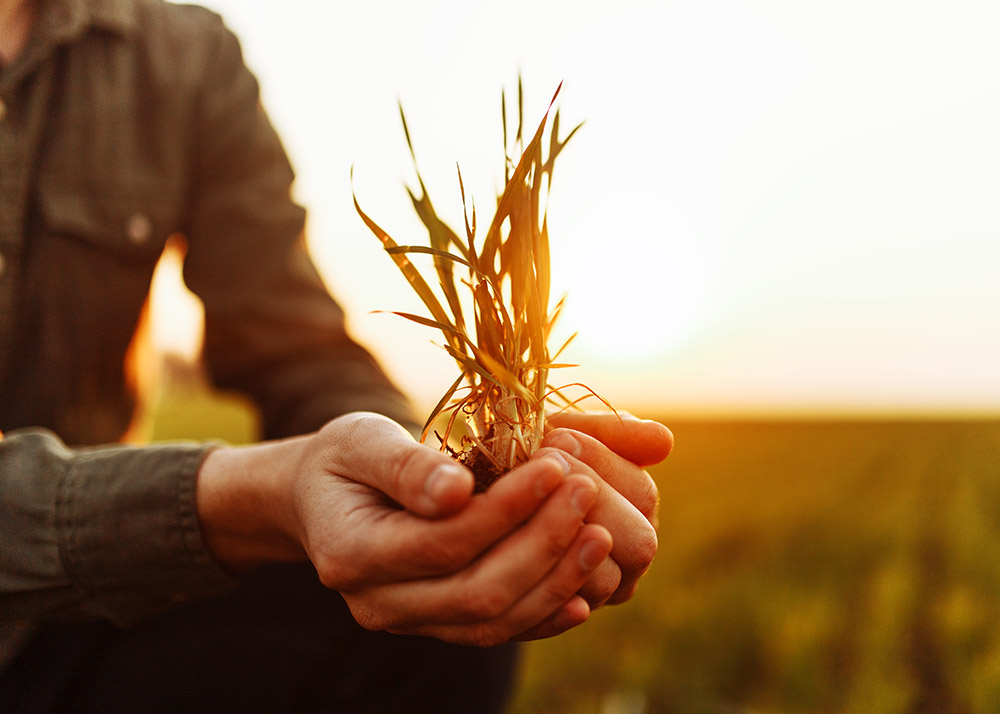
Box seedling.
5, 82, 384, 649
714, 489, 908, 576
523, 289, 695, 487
354, 81, 607, 490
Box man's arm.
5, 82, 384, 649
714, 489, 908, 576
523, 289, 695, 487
0, 413, 670, 644
0, 429, 234, 624
0, 418, 610, 645
177, 13, 414, 439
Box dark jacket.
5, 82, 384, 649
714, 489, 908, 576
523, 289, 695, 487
0, 0, 414, 625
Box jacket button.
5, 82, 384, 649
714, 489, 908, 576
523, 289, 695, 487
126, 212, 153, 244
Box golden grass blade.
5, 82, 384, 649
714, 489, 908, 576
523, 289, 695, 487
441, 343, 504, 392
399, 101, 418, 164
465, 430, 503, 469
545, 112, 585, 189
399, 105, 468, 325
456, 164, 477, 261
482, 101, 551, 267
353, 187, 455, 331
438, 397, 467, 451
405, 191, 468, 328
537, 215, 551, 318
386, 245, 474, 271
551, 331, 578, 362
472, 283, 506, 360
420, 371, 467, 443
501, 88, 510, 184
475, 349, 534, 403
546, 383, 619, 414
516, 76, 524, 148
384, 311, 465, 338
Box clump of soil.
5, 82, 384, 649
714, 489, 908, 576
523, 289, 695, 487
457, 448, 507, 493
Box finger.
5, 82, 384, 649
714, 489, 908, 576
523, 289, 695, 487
350, 475, 600, 631
607, 579, 640, 606
584, 488, 656, 604
536, 444, 658, 603
312, 455, 571, 589
512, 596, 592, 641
317, 412, 474, 517
539, 430, 659, 523
400, 524, 613, 647
546, 412, 673, 466
576, 557, 623, 610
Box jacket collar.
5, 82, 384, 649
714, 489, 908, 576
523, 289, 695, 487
44, 0, 137, 42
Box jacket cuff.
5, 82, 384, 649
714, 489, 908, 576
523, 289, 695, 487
57, 441, 236, 625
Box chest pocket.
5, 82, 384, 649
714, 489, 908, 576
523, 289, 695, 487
33, 184, 178, 266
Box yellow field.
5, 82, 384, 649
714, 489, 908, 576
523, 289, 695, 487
149, 393, 1000, 712
513, 419, 1000, 714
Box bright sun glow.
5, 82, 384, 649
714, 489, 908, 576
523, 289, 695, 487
553, 193, 712, 367
180, 0, 1000, 416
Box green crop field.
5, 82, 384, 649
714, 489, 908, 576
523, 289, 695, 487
148, 390, 1000, 713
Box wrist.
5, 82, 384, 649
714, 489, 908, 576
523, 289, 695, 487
196, 437, 310, 572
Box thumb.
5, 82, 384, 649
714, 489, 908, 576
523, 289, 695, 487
318, 412, 474, 517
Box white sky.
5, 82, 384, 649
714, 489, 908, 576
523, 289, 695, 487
172, 0, 1000, 417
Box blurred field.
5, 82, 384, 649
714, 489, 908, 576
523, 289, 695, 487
148, 391, 1000, 713
512, 418, 1000, 714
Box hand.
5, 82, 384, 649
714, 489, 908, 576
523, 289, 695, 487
539, 412, 673, 609
196, 412, 613, 647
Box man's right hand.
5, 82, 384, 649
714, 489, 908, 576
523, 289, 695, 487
196, 412, 612, 647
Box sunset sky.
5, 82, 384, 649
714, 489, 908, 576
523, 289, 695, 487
159, 0, 1000, 417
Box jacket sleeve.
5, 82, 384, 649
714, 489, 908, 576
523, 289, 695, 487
0, 429, 235, 624
178, 15, 417, 439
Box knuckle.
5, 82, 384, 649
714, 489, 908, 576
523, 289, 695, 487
387, 443, 421, 496
418, 539, 473, 574
317, 557, 362, 593
461, 623, 508, 648
540, 562, 592, 607
320, 411, 371, 443
458, 586, 511, 621
313, 551, 346, 590
315, 412, 382, 471
346, 600, 389, 633
635, 472, 660, 519
608, 581, 640, 605
590, 568, 623, 606
542, 525, 575, 562
623, 522, 658, 574
312, 537, 368, 592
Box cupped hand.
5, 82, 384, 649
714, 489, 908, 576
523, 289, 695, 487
197, 412, 613, 647
538, 411, 673, 609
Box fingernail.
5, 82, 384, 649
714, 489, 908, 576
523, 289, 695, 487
548, 431, 581, 457
547, 451, 570, 474
578, 539, 607, 570
571, 482, 597, 517
552, 599, 590, 630
535, 460, 565, 499
426, 464, 465, 504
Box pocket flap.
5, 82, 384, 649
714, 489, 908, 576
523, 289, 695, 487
34, 186, 175, 262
